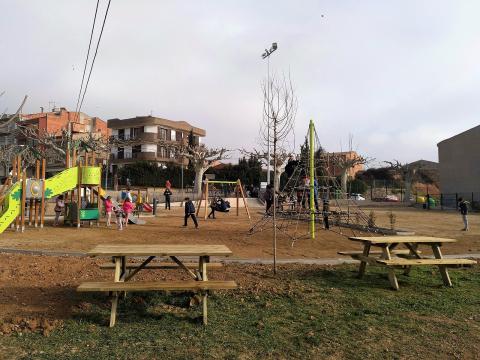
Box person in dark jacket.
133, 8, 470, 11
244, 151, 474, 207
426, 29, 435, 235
458, 197, 469, 231
322, 198, 330, 230
164, 188, 172, 210
264, 184, 274, 214
184, 197, 198, 228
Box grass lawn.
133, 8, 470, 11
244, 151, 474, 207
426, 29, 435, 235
1, 264, 480, 359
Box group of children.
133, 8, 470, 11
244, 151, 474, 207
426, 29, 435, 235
104, 194, 135, 231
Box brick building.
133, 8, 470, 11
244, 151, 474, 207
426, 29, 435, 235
326, 151, 365, 178
18, 107, 109, 173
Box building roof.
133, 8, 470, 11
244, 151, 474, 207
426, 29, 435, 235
437, 124, 480, 146
107, 116, 206, 137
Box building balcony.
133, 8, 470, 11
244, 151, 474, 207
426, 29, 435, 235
110, 152, 187, 166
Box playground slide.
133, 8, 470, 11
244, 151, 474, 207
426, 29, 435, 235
0, 182, 22, 233
0, 167, 86, 234
127, 214, 146, 225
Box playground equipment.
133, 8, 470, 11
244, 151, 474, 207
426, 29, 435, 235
196, 179, 251, 220
248, 120, 377, 245
0, 148, 103, 233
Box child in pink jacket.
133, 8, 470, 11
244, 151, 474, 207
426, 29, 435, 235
122, 198, 135, 228
104, 196, 113, 227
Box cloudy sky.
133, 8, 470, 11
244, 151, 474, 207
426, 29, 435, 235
1, 0, 479, 165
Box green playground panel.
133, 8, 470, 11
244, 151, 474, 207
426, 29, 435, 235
79, 208, 100, 220
81, 166, 101, 185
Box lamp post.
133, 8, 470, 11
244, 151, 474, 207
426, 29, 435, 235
261, 42, 278, 185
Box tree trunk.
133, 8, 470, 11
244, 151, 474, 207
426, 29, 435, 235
194, 166, 206, 196
341, 169, 348, 194
274, 170, 282, 192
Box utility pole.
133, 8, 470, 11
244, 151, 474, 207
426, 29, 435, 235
261, 42, 278, 185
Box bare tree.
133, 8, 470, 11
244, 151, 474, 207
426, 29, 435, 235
179, 144, 229, 195
0, 93, 28, 131
261, 73, 297, 273
385, 160, 417, 202
331, 152, 369, 194
248, 148, 291, 192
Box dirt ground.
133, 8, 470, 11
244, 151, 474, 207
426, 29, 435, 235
0, 205, 479, 338
0, 206, 479, 258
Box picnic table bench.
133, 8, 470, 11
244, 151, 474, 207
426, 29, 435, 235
77, 244, 237, 327
339, 236, 476, 290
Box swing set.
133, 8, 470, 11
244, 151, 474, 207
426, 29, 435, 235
196, 179, 251, 220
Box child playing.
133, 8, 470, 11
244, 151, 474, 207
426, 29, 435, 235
184, 197, 198, 228
122, 198, 135, 228
104, 196, 113, 227
113, 205, 123, 230
53, 195, 65, 226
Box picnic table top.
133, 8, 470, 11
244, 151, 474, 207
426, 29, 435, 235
348, 236, 457, 244
87, 244, 233, 257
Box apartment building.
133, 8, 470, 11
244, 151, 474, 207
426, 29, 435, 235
107, 116, 206, 168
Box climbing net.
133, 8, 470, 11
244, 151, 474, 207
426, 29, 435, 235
248, 123, 379, 246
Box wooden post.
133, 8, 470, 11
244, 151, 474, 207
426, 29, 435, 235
15, 156, 21, 231
77, 162, 82, 228
204, 180, 209, 220
236, 181, 240, 217
20, 171, 27, 232
97, 164, 101, 227
40, 159, 46, 228
238, 180, 251, 219
34, 160, 40, 227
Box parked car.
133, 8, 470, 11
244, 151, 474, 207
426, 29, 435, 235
385, 194, 399, 202
350, 193, 366, 201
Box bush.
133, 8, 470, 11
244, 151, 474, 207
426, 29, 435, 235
118, 162, 195, 187
348, 179, 368, 194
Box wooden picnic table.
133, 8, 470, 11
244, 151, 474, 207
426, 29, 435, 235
343, 236, 476, 290
79, 244, 236, 327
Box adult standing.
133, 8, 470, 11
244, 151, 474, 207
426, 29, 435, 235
458, 197, 469, 231
164, 187, 172, 210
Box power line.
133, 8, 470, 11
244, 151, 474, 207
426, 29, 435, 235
73, 0, 100, 117
77, 0, 112, 117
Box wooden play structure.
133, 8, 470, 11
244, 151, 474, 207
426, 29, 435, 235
0, 146, 104, 233
196, 179, 250, 220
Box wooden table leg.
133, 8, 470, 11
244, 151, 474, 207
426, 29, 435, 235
358, 242, 371, 278
382, 246, 399, 290
403, 243, 419, 276
110, 256, 121, 327
199, 256, 209, 325
432, 244, 452, 287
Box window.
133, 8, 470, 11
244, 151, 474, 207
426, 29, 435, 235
118, 129, 125, 140
158, 128, 167, 140
130, 127, 141, 139
176, 131, 183, 142
157, 145, 167, 158
117, 147, 124, 159
132, 145, 141, 158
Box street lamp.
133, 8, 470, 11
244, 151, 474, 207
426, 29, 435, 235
261, 42, 278, 185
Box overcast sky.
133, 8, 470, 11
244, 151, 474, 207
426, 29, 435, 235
1, 1, 480, 166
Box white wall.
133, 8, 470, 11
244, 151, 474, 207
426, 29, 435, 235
171, 129, 176, 139
141, 143, 157, 153
124, 128, 131, 139
111, 146, 118, 154
111, 129, 118, 136
144, 125, 158, 133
